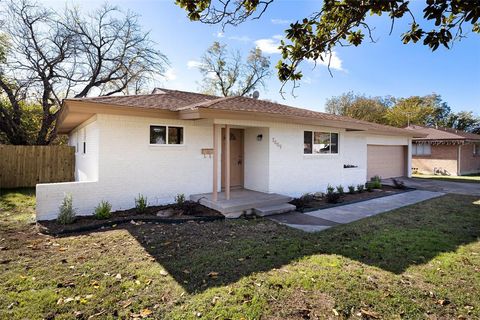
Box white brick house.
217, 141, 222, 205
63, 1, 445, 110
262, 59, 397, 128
36, 89, 424, 220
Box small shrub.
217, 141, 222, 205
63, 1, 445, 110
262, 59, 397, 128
135, 194, 148, 213
365, 182, 373, 192
357, 184, 365, 193
392, 178, 407, 189
175, 193, 185, 206
370, 175, 382, 189
326, 185, 335, 194
325, 191, 341, 204
58, 193, 76, 225
348, 185, 356, 194
94, 200, 112, 219
325, 185, 341, 204
336, 185, 344, 195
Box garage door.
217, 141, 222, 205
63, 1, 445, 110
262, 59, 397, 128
367, 145, 407, 179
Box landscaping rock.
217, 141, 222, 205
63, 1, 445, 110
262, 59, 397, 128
314, 192, 324, 199
156, 208, 179, 217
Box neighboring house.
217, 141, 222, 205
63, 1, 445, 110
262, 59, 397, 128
36, 89, 423, 220
406, 125, 480, 176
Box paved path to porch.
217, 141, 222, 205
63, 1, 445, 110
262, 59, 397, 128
269, 190, 445, 232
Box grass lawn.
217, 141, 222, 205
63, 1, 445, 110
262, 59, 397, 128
1, 189, 479, 319
413, 173, 480, 184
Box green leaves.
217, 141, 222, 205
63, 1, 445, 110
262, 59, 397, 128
402, 23, 425, 44
174, 0, 480, 86
347, 31, 364, 46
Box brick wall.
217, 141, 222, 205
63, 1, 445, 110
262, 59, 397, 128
412, 144, 458, 175
460, 143, 480, 174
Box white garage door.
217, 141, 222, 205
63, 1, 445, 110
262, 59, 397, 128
367, 145, 407, 179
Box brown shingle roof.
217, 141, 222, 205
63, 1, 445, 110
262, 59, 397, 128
69, 89, 217, 111
406, 125, 480, 141
190, 95, 416, 135
65, 88, 420, 136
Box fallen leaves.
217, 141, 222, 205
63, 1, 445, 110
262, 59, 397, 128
130, 308, 154, 319
359, 308, 380, 319
57, 294, 94, 305
207, 271, 219, 278
140, 308, 152, 317
436, 299, 451, 306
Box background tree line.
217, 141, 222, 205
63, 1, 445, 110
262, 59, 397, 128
325, 92, 480, 133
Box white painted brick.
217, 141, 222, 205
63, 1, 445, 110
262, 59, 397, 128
36, 113, 412, 220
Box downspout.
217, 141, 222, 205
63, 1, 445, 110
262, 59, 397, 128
457, 144, 462, 176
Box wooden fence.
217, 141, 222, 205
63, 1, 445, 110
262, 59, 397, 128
0, 145, 75, 188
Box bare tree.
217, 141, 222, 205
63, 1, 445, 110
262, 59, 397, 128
0, 0, 167, 145
198, 42, 271, 97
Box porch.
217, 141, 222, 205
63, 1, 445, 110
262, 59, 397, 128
190, 189, 294, 218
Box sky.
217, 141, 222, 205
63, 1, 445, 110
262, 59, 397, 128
40, 0, 480, 114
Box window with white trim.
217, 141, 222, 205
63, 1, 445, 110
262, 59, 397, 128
412, 143, 431, 156
304, 131, 339, 154
150, 125, 184, 145
82, 128, 86, 154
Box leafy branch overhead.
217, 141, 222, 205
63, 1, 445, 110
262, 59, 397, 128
176, 0, 480, 86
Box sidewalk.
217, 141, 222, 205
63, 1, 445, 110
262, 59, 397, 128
269, 190, 444, 232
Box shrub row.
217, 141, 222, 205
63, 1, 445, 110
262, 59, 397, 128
57, 192, 190, 225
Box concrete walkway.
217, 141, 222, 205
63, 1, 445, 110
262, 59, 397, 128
269, 190, 444, 232
384, 177, 480, 196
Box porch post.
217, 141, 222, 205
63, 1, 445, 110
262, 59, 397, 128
225, 124, 231, 200
212, 123, 218, 202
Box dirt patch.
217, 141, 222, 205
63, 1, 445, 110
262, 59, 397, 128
265, 289, 336, 320
38, 202, 222, 235
291, 186, 411, 212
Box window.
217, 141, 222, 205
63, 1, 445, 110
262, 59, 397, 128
412, 143, 431, 156
150, 125, 184, 145
83, 128, 87, 154
304, 131, 339, 154
474, 143, 480, 156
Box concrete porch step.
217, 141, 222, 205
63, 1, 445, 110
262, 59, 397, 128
253, 203, 296, 217
190, 190, 292, 216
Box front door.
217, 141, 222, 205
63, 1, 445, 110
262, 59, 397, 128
222, 128, 244, 189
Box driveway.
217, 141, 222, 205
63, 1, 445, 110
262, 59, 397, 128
383, 177, 480, 196
269, 190, 444, 232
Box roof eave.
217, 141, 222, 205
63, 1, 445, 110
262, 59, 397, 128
180, 108, 421, 136
58, 99, 178, 133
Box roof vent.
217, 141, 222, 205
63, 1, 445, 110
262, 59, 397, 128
152, 88, 166, 94
252, 90, 260, 99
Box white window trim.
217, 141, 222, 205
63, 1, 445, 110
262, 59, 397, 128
149, 124, 185, 146
412, 143, 431, 156
303, 131, 340, 155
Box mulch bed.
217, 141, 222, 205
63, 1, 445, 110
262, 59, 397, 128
38, 202, 223, 235
291, 185, 413, 213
